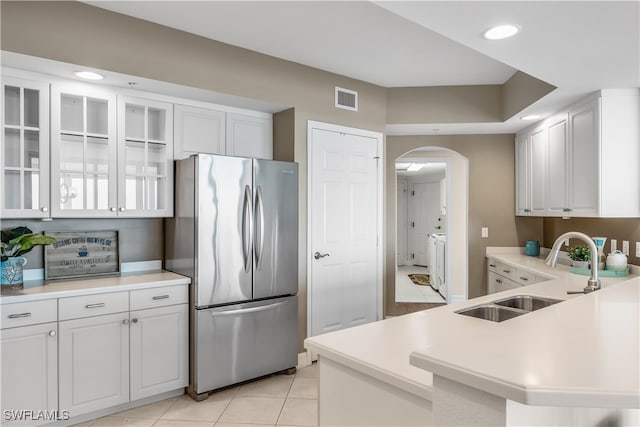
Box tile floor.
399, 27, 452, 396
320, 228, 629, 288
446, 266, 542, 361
395, 265, 446, 304
72, 363, 319, 427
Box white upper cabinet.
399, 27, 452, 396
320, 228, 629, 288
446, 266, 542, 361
545, 114, 569, 216
515, 89, 640, 218
515, 134, 530, 215
51, 82, 118, 217
118, 96, 173, 217
226, 113, 273, 159
529, 125, 547, 216
1, 76, 50, 218
174, 104, 225, 159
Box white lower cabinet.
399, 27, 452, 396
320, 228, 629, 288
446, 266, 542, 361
130, 304, 188, 400
59, 312, 130, 417
487, 257, 549, 295
0, 322, 58, 426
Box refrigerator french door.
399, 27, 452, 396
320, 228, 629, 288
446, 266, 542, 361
165, 154, 298, 398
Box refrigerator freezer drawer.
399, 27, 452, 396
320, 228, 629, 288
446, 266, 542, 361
194, 295, 298, 394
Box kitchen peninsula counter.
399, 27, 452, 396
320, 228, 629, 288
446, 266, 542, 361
304, 251, 639, 425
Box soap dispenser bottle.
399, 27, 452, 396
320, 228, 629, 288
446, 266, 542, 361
592, 237, 607, 270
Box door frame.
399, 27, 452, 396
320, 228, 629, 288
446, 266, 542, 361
306, 120, 384, 339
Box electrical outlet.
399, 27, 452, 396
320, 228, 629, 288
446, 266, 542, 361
611, 239, 617, 253
636, 242, 640, 258
622, 241, 630, 256
481, 227, 488, 238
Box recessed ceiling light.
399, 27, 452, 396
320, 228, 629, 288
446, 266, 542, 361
520, 114, 541, 121
483, 24, 520, 40
74, 71, 104, 81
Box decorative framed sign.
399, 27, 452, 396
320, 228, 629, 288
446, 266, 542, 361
44, 231, 120, 280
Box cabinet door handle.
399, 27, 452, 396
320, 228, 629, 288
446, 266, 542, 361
520, 276, 529, 281
132, 318, 138, 323
563, 208, 572, 212
489, 264, 496, 268
152, 295, 170, 300
49, 330, 56, 337
110, 207, 117, 212
8, 313, 31, 319
85, 303, 105, 309
119, 207, 126, 212
496, 279, 503, 284
41, 206, 48, 212
524, 209, 531, 213
503, 269, 511, 273
122, 319, 129, 325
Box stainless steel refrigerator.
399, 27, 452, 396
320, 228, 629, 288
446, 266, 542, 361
165, 154, 298, 400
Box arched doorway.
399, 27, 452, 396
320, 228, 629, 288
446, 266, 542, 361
387, 146, 469, 316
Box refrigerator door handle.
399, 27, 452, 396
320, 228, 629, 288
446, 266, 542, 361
208, 300, 287, 317
254, 185, 265, 269
242, 185, 253, 272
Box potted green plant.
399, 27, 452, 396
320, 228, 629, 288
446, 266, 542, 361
567, 245, 591, 269
1, 226, 55, 288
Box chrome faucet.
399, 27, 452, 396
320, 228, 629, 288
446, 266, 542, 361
545, 232, 600, 293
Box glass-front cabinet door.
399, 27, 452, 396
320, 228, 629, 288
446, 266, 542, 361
1, 76, 50, 218
117, 96, 173, 217
51, 83, 117, 217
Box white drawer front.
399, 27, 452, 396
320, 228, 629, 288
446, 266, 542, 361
1, 299, 57, 329
487, 258, 499, 273
495, 261, 517, 281
516, 269, 537, 286
130, 284, 188, 310
59, 291, 129, 321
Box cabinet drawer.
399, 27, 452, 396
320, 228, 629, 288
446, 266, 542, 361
494, 261, 517, 281
516, 269, 537, 286
1, 299, 57, 329
130, 284, 188, 310
487, 258, 499, 273
59, 291, 128, 321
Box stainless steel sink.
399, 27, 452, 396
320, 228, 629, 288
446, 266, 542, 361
456, 305, 525, 322
456, 295, 564, 322
493, 295, 562, 311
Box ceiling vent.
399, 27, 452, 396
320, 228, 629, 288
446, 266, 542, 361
335, 86, 358, 112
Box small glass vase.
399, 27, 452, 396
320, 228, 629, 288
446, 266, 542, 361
1, 257, 27, 289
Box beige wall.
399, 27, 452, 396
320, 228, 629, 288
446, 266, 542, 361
386, 86, 503, 124
543, 218, 640, 266
502, 71, 556, 120
386, 135, 543, 311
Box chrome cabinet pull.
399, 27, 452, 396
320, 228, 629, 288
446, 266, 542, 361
122, 319, 129, 325
41, 207, 48, 212
520, 276, 529, 281
8, 313, 31, 319
132, 318, 138, 323
503, 269, 511, 273
85, 303, 105, 309
496, 279, 503, 284
152, 295, 169, 300
489, 264, 496, 268
49, 330, 56, 337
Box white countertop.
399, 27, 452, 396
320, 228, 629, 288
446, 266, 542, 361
305, 251, 639, 408
0, 270, 190, 304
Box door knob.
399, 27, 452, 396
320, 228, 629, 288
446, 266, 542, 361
314, 252, 330, 260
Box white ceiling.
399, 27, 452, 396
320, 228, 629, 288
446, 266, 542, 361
83, 1, 640, 134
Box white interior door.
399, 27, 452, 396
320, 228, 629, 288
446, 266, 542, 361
308, 122, 381, 337
410, 182, 440, 266
397, 180, 408, 266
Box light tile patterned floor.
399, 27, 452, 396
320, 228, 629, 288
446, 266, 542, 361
73, 363, 319, 427
395, 265, 446, 303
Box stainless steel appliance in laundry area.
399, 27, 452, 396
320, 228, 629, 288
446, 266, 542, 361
165, 154, 298, 400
